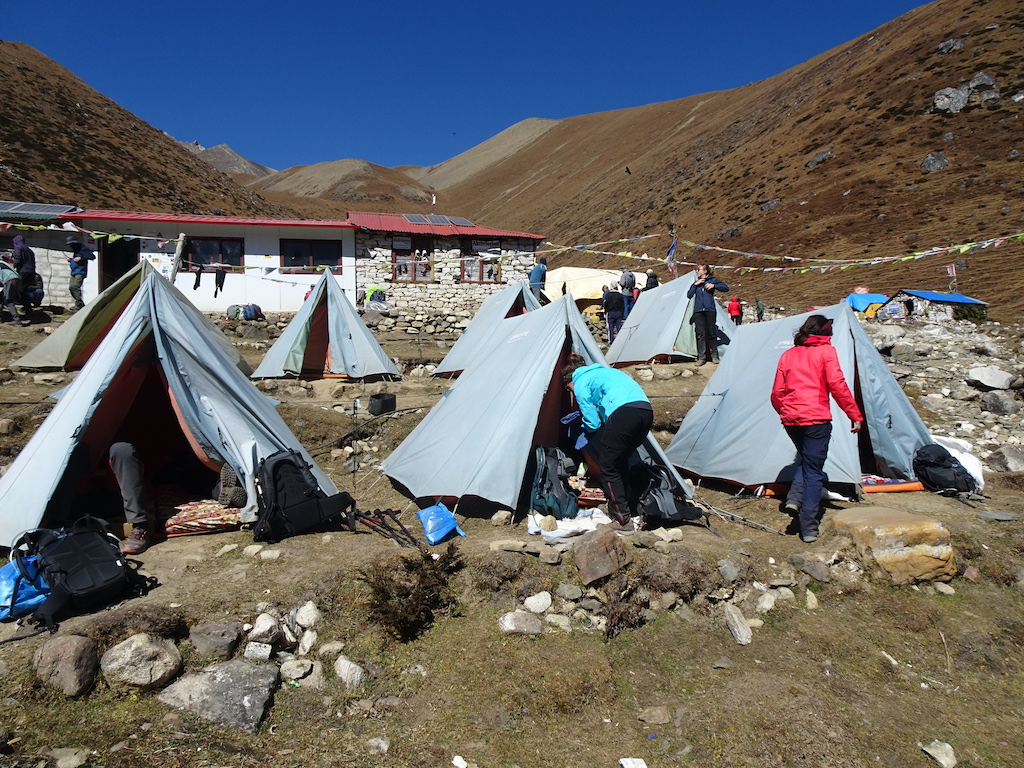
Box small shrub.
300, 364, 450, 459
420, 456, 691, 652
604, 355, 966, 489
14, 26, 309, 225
638, 547, 715, 601
360, 542, 464, 641
602, 574, 646, 640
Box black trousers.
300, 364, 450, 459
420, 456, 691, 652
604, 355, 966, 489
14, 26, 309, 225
592, 405, 653, 524
693, 311, 719, 361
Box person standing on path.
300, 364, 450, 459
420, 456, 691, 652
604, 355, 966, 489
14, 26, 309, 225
756, 297, 766, 322
603, 283, 625, 343
728, 296, 743, 326
770, 315, 863, 543
685, 264, 728, 365
66, 236, 95, 310
528, 257, 547, 301
619, 267, 636, 318
11, 235, 36, 319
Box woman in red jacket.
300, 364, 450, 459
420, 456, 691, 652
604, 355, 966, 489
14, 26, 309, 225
770, 315, 863, 542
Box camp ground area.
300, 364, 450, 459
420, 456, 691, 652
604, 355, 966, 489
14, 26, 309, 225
0, 296, 1022, 768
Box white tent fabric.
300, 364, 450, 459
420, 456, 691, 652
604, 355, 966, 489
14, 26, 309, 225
664, 304, 933, 488
382, 294, 689, 510
251, 270, 400, 380
605, 272, 736, 365
434, 281, 541, 377
0, 273, 337, 545
541, 267, 622, 300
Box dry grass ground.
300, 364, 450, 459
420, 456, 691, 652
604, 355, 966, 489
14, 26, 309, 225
0, 316, 1022, 768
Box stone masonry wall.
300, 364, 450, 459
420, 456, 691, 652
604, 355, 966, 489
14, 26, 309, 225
356, 232, 536, 335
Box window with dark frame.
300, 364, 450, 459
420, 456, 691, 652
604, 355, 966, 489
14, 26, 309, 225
460, 237, 502, 284
392, 234, 434, 282
185, 237, 244, 270
280, 239, 343, 273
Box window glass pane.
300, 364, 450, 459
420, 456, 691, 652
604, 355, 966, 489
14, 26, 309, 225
311, 240, 341, 268
221, 240, 243, 267
281, 239, 309, 269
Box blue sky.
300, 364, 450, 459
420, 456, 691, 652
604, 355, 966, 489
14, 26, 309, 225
7, 0, 925, 171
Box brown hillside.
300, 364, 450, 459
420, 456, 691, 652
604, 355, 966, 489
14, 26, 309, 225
0, 41, 289, 216
438, 0, 1024, 319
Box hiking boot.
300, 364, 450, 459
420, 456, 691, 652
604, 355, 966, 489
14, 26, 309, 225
784, 501, 800, 514
801, 532, 819, 544
120, 526, 151, 555
607, 519, 635, 533
696, 359, 706, 367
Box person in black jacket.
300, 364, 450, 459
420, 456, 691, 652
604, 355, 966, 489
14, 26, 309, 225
643, 269, 659, 291
603, 283, 625, 343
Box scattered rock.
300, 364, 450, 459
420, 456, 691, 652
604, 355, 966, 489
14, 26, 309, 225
986, 446, 1024, 472
638, 705, 672, 724
190, 623, 242, 660
976, 510, 1020, 522
498, 610, 545, 635
805, 590, 819, 610
33, 635, 98, 697
712, 657, 735, 669
789, 552, 831, 583
722, 604, 752, 645
524, 591, 552, 614
294, 601, 322, 629
333, 654, 367, 690
920, 739, 957, 768
717, 559, 739, 584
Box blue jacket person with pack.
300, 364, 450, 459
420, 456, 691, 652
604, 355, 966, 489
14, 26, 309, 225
562, 353, 652, 531
66, 236, 96, 310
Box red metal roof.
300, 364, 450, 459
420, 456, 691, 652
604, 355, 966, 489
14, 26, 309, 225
346, 211, 543, 240
64, 210, 357, 228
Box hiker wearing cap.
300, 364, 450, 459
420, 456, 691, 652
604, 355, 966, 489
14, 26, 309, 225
770, 315, 864, 543
756, 297, 766, 322
686, 264, 728, 365
562, 353, 652, 532
728, 296, 742, 325
528, 257, 547, 300
642, 269, 659, 292
66, 236, 95, 310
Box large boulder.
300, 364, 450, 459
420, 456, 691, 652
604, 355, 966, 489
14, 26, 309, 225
966, 366, 1014, 391
157, 659, 279, 734
987, 445, 1024, 473
829, 507, 956, 584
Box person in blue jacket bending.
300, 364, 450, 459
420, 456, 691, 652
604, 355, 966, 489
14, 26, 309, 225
562, 353, 653, 531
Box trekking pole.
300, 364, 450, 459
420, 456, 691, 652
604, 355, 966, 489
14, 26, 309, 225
380, 509, 421, 547
695, 499, 785, 535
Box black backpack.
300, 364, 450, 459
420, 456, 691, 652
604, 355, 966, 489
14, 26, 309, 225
13, 516, 141, 631
913, 444, 978, 496
529, 446, 579, 520
253, 449, 356, 541
632, 462, 705, 524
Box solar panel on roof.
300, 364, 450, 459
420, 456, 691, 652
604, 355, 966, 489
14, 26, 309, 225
0, 201, 77, 215
403, 214, 428, 224
448, 217, 475, 227
426, 214, 450, 225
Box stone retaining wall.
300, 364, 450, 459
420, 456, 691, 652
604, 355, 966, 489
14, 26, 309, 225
356, 231, 536, 335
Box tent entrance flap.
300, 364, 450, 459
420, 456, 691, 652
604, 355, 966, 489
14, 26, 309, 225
301, 297, 331, 375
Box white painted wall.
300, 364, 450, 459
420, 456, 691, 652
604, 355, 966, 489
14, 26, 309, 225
75, 218, 357, 312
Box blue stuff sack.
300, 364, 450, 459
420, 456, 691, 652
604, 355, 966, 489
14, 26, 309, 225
0, 555, 49, 621
416, 503, 466, 546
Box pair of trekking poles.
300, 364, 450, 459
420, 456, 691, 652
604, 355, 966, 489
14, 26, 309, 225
348, 507, 421, 548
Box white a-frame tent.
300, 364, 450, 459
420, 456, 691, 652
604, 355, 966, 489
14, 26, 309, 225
664, 304, 933, 490
251, 270, 400, 380
605, 272, 736, 367
382, 294, 690, 511
12, 260, 251, 375
433, 280, 541, 377
0, 273, 337, 546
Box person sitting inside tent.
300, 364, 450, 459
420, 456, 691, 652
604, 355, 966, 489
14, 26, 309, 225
770, 315, 863, 543
563, 353, 653, 531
